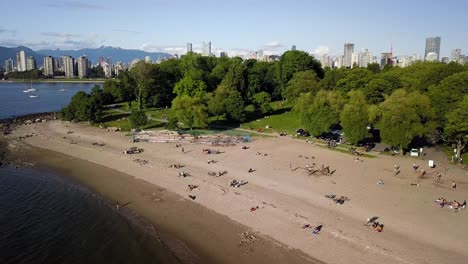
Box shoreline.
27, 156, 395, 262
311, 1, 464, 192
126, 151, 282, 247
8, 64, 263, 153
6, 120, 468, 264
3, 139, 316, 264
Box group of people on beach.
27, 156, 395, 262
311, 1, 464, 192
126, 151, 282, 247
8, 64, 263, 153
435, 198, 466, 210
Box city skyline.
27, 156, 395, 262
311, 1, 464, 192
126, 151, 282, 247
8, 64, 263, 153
0, 0, 467, 58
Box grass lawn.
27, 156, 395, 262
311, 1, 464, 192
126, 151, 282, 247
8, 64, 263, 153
98, 110, 164, 132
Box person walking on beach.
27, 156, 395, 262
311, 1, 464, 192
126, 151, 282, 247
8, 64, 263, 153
181, 147, 184, 154
452, 181, 457, 190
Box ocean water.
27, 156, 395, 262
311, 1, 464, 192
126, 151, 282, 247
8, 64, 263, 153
0, 165, 181, 264
0, 82, 96, 119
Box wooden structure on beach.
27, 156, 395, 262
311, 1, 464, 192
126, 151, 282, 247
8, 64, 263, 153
132, 130, 248, 146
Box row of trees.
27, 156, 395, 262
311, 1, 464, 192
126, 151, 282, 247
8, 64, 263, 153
65, 50, 467, 158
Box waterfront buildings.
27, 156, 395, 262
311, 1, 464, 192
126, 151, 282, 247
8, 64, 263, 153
187, 43, 192, 53
76, 56, 89, 78
62, 55, 75, 78
43, 56, 55, 77
26, 56, 36, 71
4, 59, 14, 73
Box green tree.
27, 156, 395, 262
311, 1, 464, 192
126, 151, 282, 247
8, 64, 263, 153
335, 68, 373, 93
363, 78, 393, 104
129, 110, 148, 128
428, 71, 468, 127
296, 90, 345, 136
165, 116, 179, 130
444, 96, 468, 161
277, 50, 323, 96
130, 61, 154, 110
377, 89, 435, 152
173, 76, 207, 97
252, 91, 272, 114
61, 91, 91, 121
171, 95, 208, 129
208, 84, 245, 121
340, 90, 369, 145
119, 71, 136, 109
282, 70, 320, 102
319, 67, 347, 90
367, 63, 381, 74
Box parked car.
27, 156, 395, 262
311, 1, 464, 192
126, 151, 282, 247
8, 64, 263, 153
410, 149, 419, 157
296, 128, 310, 137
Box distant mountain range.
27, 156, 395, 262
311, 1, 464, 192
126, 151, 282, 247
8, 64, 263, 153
1, 46, 172, 67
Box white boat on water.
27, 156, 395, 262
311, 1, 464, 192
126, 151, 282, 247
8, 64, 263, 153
23, 80, 37, 93
29, 93, 39, 98
59, 88, 66, 92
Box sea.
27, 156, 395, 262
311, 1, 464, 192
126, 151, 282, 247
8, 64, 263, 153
0, 82, 182, 264
0, 82, 97, 119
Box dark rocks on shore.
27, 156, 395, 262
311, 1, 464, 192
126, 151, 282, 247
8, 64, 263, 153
0, 112, 58, 136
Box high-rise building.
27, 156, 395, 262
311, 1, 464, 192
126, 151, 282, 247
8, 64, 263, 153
202, 41, 212, 56
4, 58, 14, 73
351, 52, 359, 68
76, 56, 89, 78
320, 54, 331, 68
26, 56, 36, 71
451, 49, 461, 63
291, 45, 297, 51
19, 51, 27, 72
15, 53, 21, 71
187, 43, 192, 53
220, 51, 228, 58
145, 56, 151, 63
359, 49, 373, 68
343, 43, 354, 68
62, 55, 75, 78
425, 36, 441, 61
425, 52, 438, 62
380, 52, 392, 68
43, 56, 55, 77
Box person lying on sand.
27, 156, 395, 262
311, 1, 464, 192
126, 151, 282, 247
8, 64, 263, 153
365, 216, 379, 226
248, 168, 255, 173
302, 224, 311, 229
250, 206, 259, 212
312, 225, 323, 234
377, 179, 384, 185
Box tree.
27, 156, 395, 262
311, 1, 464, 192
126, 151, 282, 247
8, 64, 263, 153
377, 89, 435, 152
208, 84, 245, 121
282, 70, 320, 102
165, 116, 179, 130
340, 90, 369, 145
363, 78, 393, 104
296, 90, 345, 136
119, 71, 136, 109
319, 67, 347, 90
278, 50, 323, 96
130, 61, 154, 110
171, 95, 208, 129
61, 91, 91, 121
129, 110, 148, 128
173, 76, 207, 97
89, 85, 105, 123
367, 63, 381, 74
252, 92, 272, 114
428, 71, 468, 127
444, 96, 468, 162
335, 68, 373, 93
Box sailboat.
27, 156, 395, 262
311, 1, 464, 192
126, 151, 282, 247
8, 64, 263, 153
59, 88, 66, 92
29, 93, 39, 98
23, 80, 37, 92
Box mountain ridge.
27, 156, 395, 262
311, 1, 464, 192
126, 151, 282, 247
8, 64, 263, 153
1, 46, 172, 67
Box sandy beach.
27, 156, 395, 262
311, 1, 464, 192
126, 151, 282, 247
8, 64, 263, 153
7, 120, 468, 264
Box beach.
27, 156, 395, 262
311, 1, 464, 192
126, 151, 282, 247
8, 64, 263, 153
6, 120, 468, 264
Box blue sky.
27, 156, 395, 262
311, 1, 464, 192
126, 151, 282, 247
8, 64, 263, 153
1, 0, 467, 57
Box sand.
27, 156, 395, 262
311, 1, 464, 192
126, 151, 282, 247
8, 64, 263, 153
8, 121, 468, 264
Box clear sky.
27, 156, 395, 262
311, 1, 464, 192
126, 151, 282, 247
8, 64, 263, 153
1, 0, 467, 57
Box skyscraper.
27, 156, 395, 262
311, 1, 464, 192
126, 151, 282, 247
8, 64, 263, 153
4, 58, 14, 73
451, 49, 461, 62
425, 36, 441, 61
359, 49, 373, 68
291, 45, 297, 51
62, 55, 75, 78
343, 43, 354, 68
26, 56, 36, 71
19, 51, 26, 72
380, 52, 392, 68
43, 56, 55, 77
76, 56, 89, 78
187, 43, 192, 53
202, 41, 211, 56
